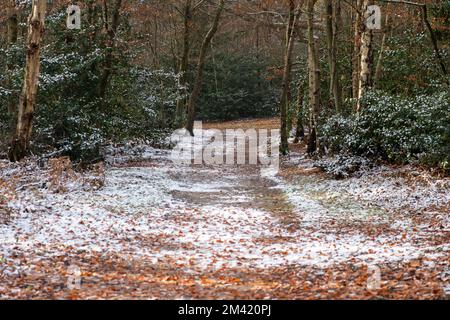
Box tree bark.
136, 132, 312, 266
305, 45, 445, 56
306, 0, 321, 154
352, 0, 363, 101
325, 0, 342, 112
186, 0, 225, 136
280, 0, 301, 155
9, 0, 46, 162
357, 0, 374, 112
175, 0, 193, 127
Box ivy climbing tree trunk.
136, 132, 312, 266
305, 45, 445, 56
186, 0, 225, 136
9, 0, 46, 162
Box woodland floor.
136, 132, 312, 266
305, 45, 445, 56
0, 118, 449, 299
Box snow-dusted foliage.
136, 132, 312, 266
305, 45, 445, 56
0, 7, 181, 162
321, 91, 450, 172
314, 155, 373, 179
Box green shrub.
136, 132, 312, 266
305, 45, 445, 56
321, 90, 450, 171
0, 8, 179, 163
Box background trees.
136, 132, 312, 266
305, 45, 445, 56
0, 0, 448, 170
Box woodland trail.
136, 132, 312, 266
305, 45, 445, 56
0, 119, 448, 299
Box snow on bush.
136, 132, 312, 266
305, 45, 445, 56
321, 91, 450, 172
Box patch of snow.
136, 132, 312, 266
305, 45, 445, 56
1, 140, 448, 275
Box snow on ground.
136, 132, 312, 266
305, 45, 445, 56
286, 152, 450, 215
1, 136, 448, 279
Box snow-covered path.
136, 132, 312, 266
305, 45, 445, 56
0, 125, 448, 299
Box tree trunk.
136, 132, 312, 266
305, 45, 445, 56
307, 0, 320, 154
325, 0, 342, 112
280, 0, 301, 155
186, 0, 225, 136
357, 0, 374, 112
98, 0, 123, 105
175, 0, 193, 127
8, 0, 46, 162
352, 0, 362, 101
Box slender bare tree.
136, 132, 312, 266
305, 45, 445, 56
352, 0, 363, 102
280, 0, 302, 154
98, 0, 123, 106
306, 0, 320, 154
325, 0, 342, 111
175, 0, 193, 127
186, 0, 225, 135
